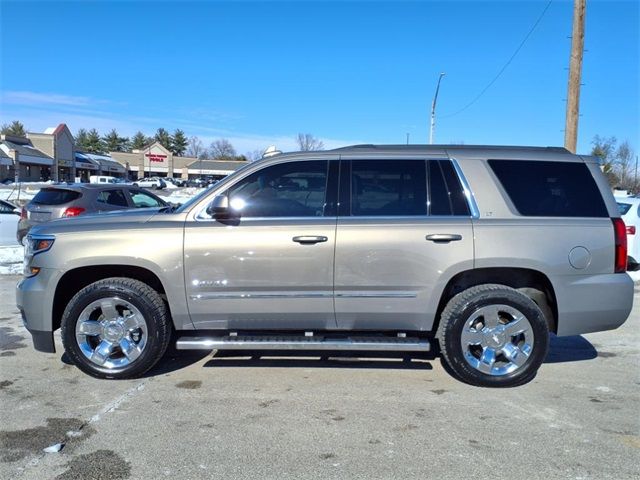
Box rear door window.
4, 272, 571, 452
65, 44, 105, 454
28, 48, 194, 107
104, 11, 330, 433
31, 189, 81, 205
96, 189, 129, 207
489, 160, 608, 217
348, 160, 427, 216
428, 160, 470, 216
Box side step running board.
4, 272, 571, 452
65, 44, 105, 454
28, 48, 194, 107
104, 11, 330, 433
176, 335, 430, 352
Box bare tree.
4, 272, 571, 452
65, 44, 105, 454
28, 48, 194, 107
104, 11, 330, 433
187, 136, 204, 158
209, 139, 236, 159
591, 135, 618, 186
296, 133, 324, 151
615, 140, 634, 188
592, 135, 637, 191
245, 149, 264, 162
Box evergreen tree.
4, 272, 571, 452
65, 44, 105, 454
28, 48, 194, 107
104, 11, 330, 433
75, 129, 89, 150
171, 129, 188, 156
0, 120, 27, 137
102, 129, 130, 152
131, 131, 148, 150
85, 129, 104, 153
154, 128, 172, 150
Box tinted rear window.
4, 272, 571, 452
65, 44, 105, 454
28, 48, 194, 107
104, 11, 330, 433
488, 160, 608, 217
32, 189, 82, 205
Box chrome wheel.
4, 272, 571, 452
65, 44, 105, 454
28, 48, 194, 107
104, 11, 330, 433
75, 297, 148, 369
460, 304, 534, 376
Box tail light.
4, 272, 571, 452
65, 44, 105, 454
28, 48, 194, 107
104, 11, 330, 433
613, 218, 627, 273
20, 207, 27, 220
62, 207, 86, 217
626, 225, 636, 235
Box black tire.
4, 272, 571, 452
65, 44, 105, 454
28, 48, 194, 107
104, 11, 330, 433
61, 277, 171, 379
437, 284, 549, 388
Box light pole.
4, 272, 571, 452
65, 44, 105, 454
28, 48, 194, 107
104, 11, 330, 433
429, 72, 446, 145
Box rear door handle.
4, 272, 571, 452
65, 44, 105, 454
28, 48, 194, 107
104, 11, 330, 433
293, 235, 328, 245
426, 234, 463, 243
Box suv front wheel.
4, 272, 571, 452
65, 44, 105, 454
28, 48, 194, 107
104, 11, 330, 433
61, 277, 171, 379
437, 284, 549, 387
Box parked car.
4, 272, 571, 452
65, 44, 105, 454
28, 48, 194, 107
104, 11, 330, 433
615, 194, 640, 270
17, 183, 168, 242
0, 199, 20, 245
134, 177, 166, 190
17, 145, 632, 387
89, 175, 118, 184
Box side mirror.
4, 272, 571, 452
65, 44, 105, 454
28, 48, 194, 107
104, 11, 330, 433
206, 195, 230, 218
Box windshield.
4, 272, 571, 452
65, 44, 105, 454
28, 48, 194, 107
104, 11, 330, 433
175, 161, 255, 213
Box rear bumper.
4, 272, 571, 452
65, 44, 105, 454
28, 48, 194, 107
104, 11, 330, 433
554, 273, 634, 336
16, 268, 59, 353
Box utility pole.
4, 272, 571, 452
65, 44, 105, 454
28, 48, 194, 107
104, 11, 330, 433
564, 0, 586, 153
429, 72, 446, 144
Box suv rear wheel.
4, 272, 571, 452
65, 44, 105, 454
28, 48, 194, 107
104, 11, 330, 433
437, 284, 549, 387
61, 277, 171, 379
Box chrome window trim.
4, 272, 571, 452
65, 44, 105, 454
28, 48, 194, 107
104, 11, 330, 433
449, 157, 480, 219
192, 156, 479, 221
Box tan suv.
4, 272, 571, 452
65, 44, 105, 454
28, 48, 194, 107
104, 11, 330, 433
16, 145, 633, 387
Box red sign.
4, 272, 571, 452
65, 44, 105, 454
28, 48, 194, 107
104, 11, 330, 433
145, 153, 167, 163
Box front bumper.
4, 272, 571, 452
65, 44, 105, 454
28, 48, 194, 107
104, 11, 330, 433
16, 268, 60, 353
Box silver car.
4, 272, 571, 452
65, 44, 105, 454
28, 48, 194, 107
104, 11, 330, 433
17, 183, 168, 242
17, 145, 634, 387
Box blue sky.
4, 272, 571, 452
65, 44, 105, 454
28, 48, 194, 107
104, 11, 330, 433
1, 0, 638, 155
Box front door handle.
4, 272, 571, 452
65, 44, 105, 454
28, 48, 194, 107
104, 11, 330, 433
426, 234, 463, 243
293, 235, 328, 245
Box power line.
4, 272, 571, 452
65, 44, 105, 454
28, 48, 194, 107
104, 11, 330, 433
441, 0, 554, 119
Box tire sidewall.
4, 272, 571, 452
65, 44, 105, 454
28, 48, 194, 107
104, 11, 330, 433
61, 282, 164, 379
443, 289, 549, 387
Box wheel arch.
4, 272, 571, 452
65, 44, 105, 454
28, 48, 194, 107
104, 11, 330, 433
52, 265, 169, 332
434, 267, 558, 334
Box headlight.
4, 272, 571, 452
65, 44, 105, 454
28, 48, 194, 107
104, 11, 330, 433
23, 234, 55, 277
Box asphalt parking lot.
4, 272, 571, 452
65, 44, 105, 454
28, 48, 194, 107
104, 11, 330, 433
1, 274, 639, 480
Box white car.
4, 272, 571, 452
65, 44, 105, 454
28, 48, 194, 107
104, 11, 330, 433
0, 199, 20, 245
615, 194, 640, 270
134, 177, 166, 190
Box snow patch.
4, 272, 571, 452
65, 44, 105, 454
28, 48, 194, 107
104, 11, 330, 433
0, 246, 23, 275
627, 270, 640, 282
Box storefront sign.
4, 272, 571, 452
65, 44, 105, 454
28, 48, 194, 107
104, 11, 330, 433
145, 153, 167, 163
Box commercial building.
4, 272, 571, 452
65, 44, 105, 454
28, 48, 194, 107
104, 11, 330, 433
185, 159, 247, 180
109, 141, 247, 180
27, 124, 76, 181
0, 134, 55, 182
0, 124, 78, 182
0, 122, 249, 183
74, 152, 126, 181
